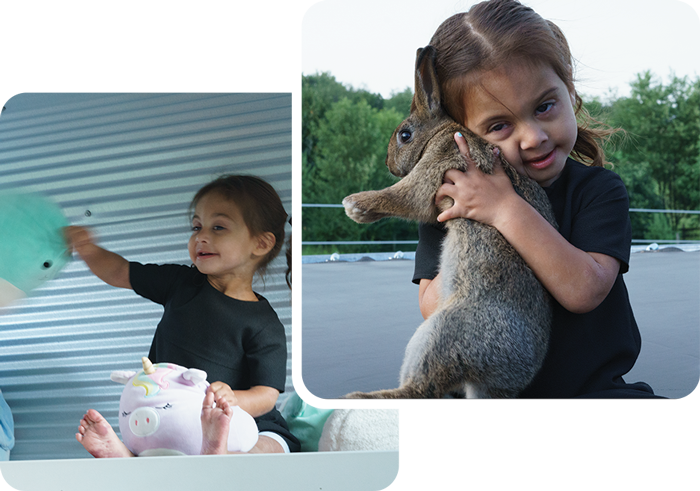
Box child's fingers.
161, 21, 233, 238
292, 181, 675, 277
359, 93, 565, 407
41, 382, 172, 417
209, 381, 230, 397
435, 182, 452, 203
209, 381, 238, 406
436, 197, 465, 222
64, 226, 92, 250
436, 169, 465, 205
454, 132, 476, 171
443, 169, 466, 185
436, 208, 454, 223
454, 132, 470, 156
436, 169, 468, 222
63, 226, 77, 247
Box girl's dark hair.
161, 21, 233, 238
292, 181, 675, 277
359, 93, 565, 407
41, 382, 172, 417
190, 174, 289, 281
429, 0, 619, 167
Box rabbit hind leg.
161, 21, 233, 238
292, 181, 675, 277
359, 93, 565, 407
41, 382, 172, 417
399, 316, 436, 386
342, 385, 424, 399
342, 373, 460, 399
391, 304, 480, 398
342, 317, 447, 399
464, 383, 489, 399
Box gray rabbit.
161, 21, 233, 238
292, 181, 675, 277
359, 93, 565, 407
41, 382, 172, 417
341, 46, 557, 398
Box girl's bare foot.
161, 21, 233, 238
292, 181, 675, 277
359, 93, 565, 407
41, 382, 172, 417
200, 390, 233, 455
76, 409, 135, 458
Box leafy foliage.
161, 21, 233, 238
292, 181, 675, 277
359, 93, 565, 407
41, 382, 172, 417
303, 71, 700, 253
302, 73, 417, 254
600, 72, 700, 240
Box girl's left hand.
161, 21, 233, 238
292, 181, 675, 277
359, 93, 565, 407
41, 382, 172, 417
208, 381, 238, 407
435, 133, 518, 226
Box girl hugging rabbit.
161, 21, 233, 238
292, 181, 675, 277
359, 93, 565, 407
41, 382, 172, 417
414, 0, 660, 398
67, 174, 301, 456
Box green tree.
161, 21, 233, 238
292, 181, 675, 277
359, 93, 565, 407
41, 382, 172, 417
303, 70, 700, 247
302, 74, 417, 254
603, 72, 700, 240
384, 87, 413, 115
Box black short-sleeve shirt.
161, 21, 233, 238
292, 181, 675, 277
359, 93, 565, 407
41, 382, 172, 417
129, 262, 288, 393
413, 159, 654, 397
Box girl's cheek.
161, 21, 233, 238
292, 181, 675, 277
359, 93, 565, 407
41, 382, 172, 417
187, 237, 197, 255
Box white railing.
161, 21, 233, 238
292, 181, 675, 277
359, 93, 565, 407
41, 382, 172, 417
302, 204, 700, 247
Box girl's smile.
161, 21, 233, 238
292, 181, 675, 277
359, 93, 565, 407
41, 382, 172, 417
462, 60, 578, 187
523, 148, 556, 171
187, 192, 262, 294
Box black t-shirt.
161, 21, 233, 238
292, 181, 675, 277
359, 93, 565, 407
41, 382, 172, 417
413, 159, 655, 397
129, 262, 301, 449
129, 262, 288, 392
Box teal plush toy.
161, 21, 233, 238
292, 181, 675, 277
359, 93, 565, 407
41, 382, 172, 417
0, 191, 69, 459
0, 191, 70, 307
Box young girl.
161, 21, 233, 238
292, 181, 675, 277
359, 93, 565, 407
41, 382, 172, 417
68, 174, 301, 456
414, 0, 660, 398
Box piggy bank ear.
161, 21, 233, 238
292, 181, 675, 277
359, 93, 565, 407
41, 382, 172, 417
182, 368, 207, 386
110, 370, 137, 385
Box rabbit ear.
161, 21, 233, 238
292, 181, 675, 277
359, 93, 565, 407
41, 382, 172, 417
413, 46, 442, 117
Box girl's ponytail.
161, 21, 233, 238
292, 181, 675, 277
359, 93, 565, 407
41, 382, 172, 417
285, 217, 301, 305
571, 94, 623, 168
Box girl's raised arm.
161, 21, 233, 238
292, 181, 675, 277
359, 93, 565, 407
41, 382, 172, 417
64, 226, 132, 290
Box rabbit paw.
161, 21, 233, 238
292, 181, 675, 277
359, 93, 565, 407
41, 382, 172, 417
342, 193, 387, 223
341, 391, 372, 399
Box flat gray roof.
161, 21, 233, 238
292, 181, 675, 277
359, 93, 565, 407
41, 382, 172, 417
301, 250, 699, 399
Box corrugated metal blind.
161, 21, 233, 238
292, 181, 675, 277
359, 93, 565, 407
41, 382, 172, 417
0, 93, 292, 460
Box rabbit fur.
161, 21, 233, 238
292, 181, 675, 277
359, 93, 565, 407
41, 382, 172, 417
341, 46, 557, 398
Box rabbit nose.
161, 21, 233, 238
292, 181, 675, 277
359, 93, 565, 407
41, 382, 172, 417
129, 407, 160, 437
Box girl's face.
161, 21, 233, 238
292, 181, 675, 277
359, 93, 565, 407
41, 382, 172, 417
188, 192, 265, 278
462, 61, 578, 187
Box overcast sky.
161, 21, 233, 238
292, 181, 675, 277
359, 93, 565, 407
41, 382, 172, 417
303, 0, 700, 101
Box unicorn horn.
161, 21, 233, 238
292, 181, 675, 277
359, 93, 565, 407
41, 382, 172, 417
142, 357, 156, 375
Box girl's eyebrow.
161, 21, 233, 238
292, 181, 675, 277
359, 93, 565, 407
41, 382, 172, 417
211, 213, 234, 220
192, 213, 233, 221
535, 86, 559, 102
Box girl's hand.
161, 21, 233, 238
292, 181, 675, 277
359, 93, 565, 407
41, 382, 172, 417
207, 383, 278, 418
435, 133, 518, 226
208, 382, 239, 407
64, 226, 96, 256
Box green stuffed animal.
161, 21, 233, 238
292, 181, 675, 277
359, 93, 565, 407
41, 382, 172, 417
0, 190, 71, 307
1, 190, 71, 459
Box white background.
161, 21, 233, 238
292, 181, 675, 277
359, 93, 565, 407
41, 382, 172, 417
2, 1, 699, 489
303, 0, 700, 100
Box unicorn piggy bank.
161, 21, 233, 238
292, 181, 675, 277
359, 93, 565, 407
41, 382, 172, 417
111, 358, 258, 456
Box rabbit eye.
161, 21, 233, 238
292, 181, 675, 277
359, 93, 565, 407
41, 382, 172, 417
398, 130, 412, 144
